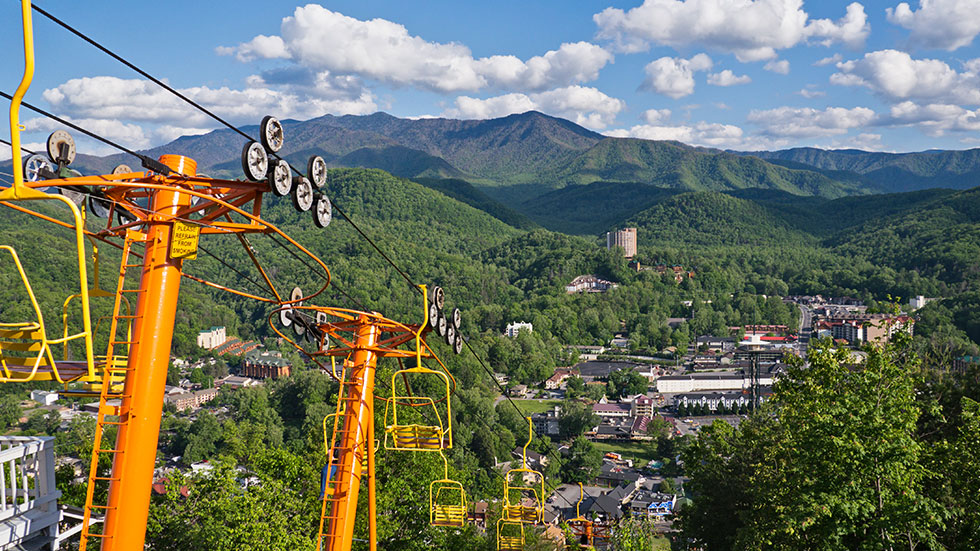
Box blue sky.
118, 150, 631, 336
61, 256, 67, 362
3, 0, 980, 160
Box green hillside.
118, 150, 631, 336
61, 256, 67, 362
520, 181, 681, 235
556, 138, 859, 198
625, 191, 816, 247
333, 145, 469, 180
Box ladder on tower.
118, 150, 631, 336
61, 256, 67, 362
316, 362, 371, 551
79, 231, 147, 550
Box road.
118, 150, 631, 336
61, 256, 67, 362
796, 303, 812, 356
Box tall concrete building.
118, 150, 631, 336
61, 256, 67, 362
606, 227, 637, 258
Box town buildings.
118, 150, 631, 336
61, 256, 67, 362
241, 350, 292, 379
565, 275, 618, 294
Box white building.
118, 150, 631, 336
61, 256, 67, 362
196, 326, 226, 349
505, 322, 533, 338
30, 390, 58, 406
656, 373, 775, 394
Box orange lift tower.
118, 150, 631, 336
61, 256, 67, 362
3, 2, 336, 549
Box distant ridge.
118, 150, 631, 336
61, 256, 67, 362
738, 147, 980, 193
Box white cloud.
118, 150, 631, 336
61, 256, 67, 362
642, 108, 672, 124
747, 105, 876, 137
642, 54, 712, 99
593, 0, 868, 61
41, 76, 377, 129
446, 86, 626, 129
764, 60, 791, 74
23, 116, 150, 149
222, 6, 612, 93
826, 132, 885, 150
0, 142, 45, 163
217, 35, 289, 62
605, 121, 787, 149
831, 49, 980, 105
886, 0, 980, 51
796, 87, 826, 98
883, 101, 980, 136
707, 70, 751, 86
814, 53, 843, 66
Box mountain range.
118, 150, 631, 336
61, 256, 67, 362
5, 110, 980, 235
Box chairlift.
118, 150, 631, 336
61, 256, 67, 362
502, 417, 545, 524
429, 451, 467, 527
496, 519, 525, 551
566, 483, 595, 550
383, 285, 453, 451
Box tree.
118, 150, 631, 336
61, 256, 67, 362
560, 436, 602, 483
559, 400, 598, 439
0, 395, 21, 431
680, 337, 943, 550
566, 375, 585, 398
606, 368, 647, 399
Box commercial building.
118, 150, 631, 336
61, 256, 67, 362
606, 228, 637, 258
196, 326, 226, 349
241, 350, 292, 379
505, 322, 533, 338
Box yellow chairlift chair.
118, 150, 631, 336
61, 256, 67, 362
0, 240, 95, 384
503, 417, 545, 524
496, 518, 525, 551
384, 285, 453, 452
429, 450, 467, 527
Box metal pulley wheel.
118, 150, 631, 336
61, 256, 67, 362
58, 169, 86, 206
260, 116, 285, 153
430, 285, 445, 309
268, 159, 292, 197
46, 130, 76, 165
290, 286, 307, 338
451, 307, 462, 330
117, 208, 137, 226
112, 164, 132, 176
88, 191, 113, 219
293, 312, 308, 338
292, 177, 314, 212
23, 154, 53, 182
445, 323, 456, 347
241, 141, 268, 181
428, 302, 440, 330
313, 194, 332, 228
436, 313, 448, 337
280, 286, 303, 328
453, 332, 463, 355
308, 155, 327, 189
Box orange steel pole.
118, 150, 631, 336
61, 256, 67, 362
367, 409, 377, 551
102, 156, 194, 551
326, 318, 379, 551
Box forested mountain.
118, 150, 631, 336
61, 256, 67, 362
4, 111, 913, 220
741, 146, 980, 193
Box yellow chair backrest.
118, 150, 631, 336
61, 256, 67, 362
0, 245, 91, 383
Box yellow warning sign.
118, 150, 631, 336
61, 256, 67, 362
170, 221, 200, 260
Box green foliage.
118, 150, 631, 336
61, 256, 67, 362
680, 338, 947, 550
560, 436, 602, 483
558, 400, 598, 440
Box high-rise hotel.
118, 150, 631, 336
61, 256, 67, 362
606, 227, 637, 258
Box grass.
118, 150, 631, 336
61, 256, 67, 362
509, 399, 562, 415
652, 535, 671, 550
591, 441, 657, 466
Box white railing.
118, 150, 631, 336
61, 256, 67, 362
0, 436, 60, 550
